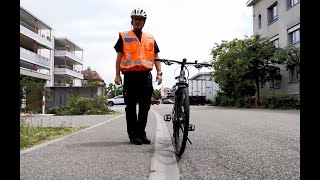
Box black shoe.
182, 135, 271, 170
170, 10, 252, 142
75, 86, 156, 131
130, 138, 142, 145
140, 136, 151, 144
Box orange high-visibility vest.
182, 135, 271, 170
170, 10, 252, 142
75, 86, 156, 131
120, 31, 155, 72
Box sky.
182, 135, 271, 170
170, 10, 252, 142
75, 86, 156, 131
20, 0, 253, 89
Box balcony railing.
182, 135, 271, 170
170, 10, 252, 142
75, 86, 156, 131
20, 20, 52, 43
54, 50, 83, 64
54, 67, 83, 79
20, 20, 37, 33
20, 47, 51, 68
54, 65, 73, 70
268, 15, 278, 25
20, 67, 51, 80
54, 83, 71, 87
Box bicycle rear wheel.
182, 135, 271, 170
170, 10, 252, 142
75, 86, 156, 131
173, 87, 190, 156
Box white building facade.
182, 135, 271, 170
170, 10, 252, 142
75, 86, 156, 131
20, 6, 54, 86
246, 0, 300, 97
20, 6, 84, 87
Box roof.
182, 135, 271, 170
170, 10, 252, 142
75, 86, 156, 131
54, 37, 84, 51
20, 6, 54, 30
189, 72, 211, 80
82, 68, 105, 82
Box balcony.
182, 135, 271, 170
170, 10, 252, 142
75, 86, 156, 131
54, 83, 71, 87
20, 67, 51, 80
20, 47, 51, 68
20, 21, 54, 49
54, 65, 83, 79
54, 50, 83, 64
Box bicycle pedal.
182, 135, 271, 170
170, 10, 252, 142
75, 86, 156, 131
164, 114, 171, 121
188, 124, 195, 131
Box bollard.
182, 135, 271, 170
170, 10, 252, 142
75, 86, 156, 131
252, 96, 258, 108
42, 90, 45, 114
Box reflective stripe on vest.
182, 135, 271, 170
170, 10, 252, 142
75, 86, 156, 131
120, 31, 155, 72
120, 59, 154, 67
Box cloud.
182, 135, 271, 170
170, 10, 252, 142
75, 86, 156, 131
20, 0, 253, 88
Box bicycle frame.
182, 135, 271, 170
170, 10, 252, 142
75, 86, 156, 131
173, 59, 188, 123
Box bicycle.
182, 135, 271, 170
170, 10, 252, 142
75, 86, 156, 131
154, 58, 212, 157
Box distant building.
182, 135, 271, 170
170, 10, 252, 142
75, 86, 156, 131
81, 67, 106, 86
53, 37, 84, 87
20, 6, 85, 88
20, 5, 86, 109
188, 72, 219, 102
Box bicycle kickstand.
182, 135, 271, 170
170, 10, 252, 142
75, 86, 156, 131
187, 137, 192, 144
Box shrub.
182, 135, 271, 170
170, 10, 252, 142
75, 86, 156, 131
212, 91, 224, 106
220, 96, 235, 107
54, 95, 115, 115
234, 96, 254, 108
259, 93, 299, 109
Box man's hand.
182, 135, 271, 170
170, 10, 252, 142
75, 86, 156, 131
156, 74, 162, 85
114, 75, 122, 85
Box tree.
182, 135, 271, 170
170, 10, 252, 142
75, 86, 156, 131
105, 83, 123, 98
115, 85, 123, 97
153, 89, 161, 99
274, 45, 300, 73
243, 34, 282, 99
20, 76, 46, 110
211, 38, 255, 99
274, 44, 300, 95
211, 34, 283, 100
83, 81, 101, 87
106, 83, 115, 98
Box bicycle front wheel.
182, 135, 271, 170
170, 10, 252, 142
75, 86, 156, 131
174, 87, 190, 157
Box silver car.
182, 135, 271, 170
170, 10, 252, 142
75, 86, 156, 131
107, 95, 125, 106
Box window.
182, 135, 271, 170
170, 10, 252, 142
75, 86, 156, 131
270, 35, 279, 48
272, 38, 279, 48
258, 14, 261, 29
268, 2, 278, 25
270, 79, 281, 89
289, 66, 300, 82
288, 24, 300, 44
289, 29, 300, 44
288, 0, 300, 8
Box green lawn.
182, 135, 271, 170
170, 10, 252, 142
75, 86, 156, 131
20, 121, 85, 150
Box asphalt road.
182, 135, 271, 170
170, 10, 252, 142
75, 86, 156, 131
20, 104, 300, 180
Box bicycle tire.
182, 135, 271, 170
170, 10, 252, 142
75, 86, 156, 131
173, 87, 190, 156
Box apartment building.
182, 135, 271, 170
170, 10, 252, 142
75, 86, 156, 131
20, 6, 54, 87
246, 0, 300, 97
20, 6, 84, 88
54, 37, 84, 87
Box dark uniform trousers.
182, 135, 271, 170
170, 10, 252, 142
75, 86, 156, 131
122, 70, 153, 139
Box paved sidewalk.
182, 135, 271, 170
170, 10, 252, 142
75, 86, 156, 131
20, 111, 158, 180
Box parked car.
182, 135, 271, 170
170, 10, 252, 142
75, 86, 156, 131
107, 95, 125, 106
162, 98, 174, 104
151, 98, 160, 105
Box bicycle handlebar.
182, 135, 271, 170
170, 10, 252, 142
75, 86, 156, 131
154, 58, 212, 68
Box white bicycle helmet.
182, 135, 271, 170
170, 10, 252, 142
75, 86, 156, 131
131, 8, 147, 19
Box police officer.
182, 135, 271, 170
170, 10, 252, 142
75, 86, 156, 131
114, 8, 162, 145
